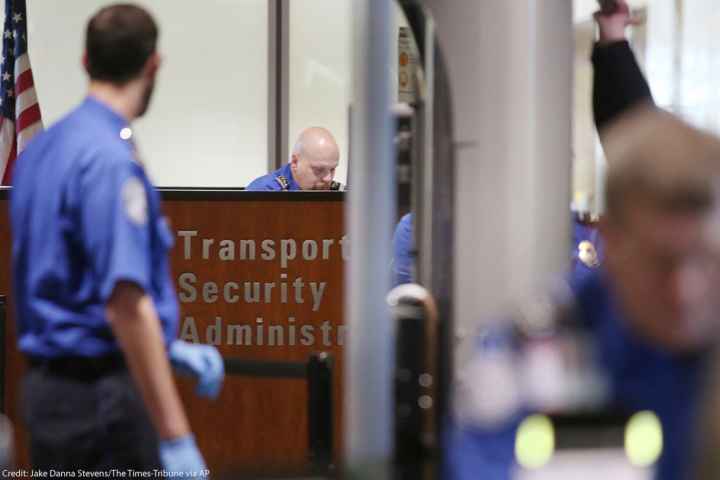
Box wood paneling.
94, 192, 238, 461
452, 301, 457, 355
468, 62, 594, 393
0, 191, 28, 467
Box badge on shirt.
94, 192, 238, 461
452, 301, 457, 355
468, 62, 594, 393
578, 240, 600, 268
122, 177, 148, 226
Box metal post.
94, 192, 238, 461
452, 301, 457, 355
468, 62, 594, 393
424, 0, 573, 354
416, 18, 435, 291
267, 0, 289, 172
307, 352, 333, 472
398, 5, 457, 476
345, 0, 395, 477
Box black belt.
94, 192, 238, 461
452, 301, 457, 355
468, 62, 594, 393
28, 354, 127, 379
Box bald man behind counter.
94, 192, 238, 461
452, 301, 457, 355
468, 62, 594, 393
247, 127, 343, 191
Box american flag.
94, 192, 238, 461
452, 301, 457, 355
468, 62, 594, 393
0, 0, 41, 185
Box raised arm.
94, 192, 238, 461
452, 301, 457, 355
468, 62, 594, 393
592, 0, 654, 131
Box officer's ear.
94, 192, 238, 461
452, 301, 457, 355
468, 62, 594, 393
290, 154, 299, 171
143, 52, 162, 80
81, 52, 90, 74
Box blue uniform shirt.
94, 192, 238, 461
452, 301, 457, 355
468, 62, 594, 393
10, 97, 179, 358
246, 163, 301, 191
573, 270, 705, 480
447, 269, 707, 480
392, 213, 414, 286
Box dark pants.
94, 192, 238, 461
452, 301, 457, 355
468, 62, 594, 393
21, 357, 161, 470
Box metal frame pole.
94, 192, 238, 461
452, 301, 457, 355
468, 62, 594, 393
345, 0, 395, 477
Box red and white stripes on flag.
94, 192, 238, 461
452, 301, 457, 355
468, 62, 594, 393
0, 0, 42, 185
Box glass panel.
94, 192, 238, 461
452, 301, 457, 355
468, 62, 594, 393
24, 0, 268, 187
288, 0, 351, 185
288, 0, 418, 186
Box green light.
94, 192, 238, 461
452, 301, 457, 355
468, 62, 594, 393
625, 410, 663, 467
515, 414, 555, 469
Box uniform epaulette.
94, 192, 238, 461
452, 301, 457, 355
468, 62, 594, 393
274, 175, 290, 191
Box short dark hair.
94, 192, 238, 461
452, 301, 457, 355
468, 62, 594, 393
85, 4, 158, 85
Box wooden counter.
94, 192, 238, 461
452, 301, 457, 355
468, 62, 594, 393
0, 188, 346, 472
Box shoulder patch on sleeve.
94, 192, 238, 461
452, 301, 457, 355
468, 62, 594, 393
275, 175, 290, 191
122, 176, 148, 226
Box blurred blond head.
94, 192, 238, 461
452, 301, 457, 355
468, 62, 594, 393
602, 106, 720, 224
600, 106, 720, 351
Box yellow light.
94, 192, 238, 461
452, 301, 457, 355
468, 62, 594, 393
625, 411, 663, 467
515, 414, 555, 469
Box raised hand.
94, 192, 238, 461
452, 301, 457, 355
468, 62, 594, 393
594, 0, 640, 44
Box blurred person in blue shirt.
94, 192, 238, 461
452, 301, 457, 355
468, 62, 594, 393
449, 106, 720, 480
11, 4, 221, 475
246, 127, 343, 191
448, 3, 720, 479
392, 213, 414, 286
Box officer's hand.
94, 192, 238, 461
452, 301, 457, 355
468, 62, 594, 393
594, 0, 639, 44
159, 435, 208, 478
169, 340, 225, 399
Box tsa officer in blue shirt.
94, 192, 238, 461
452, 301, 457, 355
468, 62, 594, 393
448, 108, 720, 480
11, 4, 221, 474
450, 5, 710, 477
246, 127, 343, 191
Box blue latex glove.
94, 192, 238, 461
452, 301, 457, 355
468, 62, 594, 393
169, 340, 224, 399
159, 435, 208, 478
